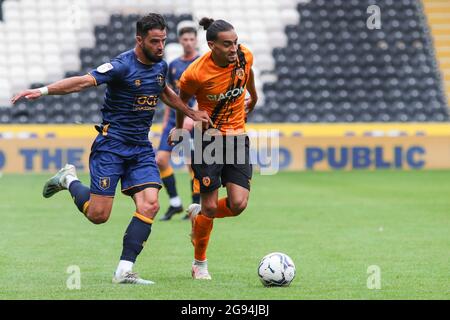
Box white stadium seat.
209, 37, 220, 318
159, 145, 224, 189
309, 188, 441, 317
8, 66, 28, 88
26, 54, 45, 66
41, 31, 59, 44
2, 0, 20, 22
61, 55, 80, 72
27, 66, 47, 84
0, 78, 13, 106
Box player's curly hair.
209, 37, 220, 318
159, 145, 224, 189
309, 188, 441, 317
199, 17, 234, 41
136, 13, 167, 37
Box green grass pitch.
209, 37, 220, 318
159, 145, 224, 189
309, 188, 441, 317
0, 170, 449, 299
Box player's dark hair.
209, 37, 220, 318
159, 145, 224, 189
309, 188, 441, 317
136, 13, 167, 37
199, 17, 234, 42
178, 26, 197, 37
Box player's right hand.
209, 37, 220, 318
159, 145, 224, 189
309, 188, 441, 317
191, 110, 214, 129
168, 127, 181, 147
11, 89, 42, 104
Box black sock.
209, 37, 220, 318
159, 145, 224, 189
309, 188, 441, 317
192, 193, 200, 204
120, 215, 152, 263
68, 181, 90, 214
191, 179, 200, 204
162, 174, 178, 199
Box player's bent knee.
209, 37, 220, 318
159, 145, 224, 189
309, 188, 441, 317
137, 201, 160, 218
229, 198, 248, 216
86, 209, 111, 224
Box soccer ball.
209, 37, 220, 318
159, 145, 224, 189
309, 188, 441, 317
257, 252, 296, 287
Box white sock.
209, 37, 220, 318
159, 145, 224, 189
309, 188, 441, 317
115, 260, 134, 277
194, 259, 207, 267
65, 175, 79, 189
169, 196, 182, 207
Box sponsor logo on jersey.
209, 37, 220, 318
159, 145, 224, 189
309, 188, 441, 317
207, 87, 245, 102
133, 95, 159, 111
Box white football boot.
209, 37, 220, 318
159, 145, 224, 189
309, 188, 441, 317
42, 164, 78, 198
112, 271, 155, 285
192, 261, 212, 280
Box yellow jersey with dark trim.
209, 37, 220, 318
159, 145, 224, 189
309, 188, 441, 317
179, 45, 253, 134
89, 49, 168, 145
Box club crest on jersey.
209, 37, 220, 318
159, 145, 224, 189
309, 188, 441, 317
236, 68, 245, 80
156, 73, 165, 87
99, 177, 110, 190
96, 63, 114, 74
135, 79, 141, 87
202, 176, 211, 187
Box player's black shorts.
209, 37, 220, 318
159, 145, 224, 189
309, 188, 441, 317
191, 134, 252, 193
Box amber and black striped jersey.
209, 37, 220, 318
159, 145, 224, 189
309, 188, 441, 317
179, 44, 253, 134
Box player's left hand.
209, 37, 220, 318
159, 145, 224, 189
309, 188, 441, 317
11, 89, 42, 104
245, 96, 257, 122
245, 96, 257, 115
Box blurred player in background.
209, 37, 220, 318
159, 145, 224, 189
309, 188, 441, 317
170, 17, 258, 279
157, 24, 201, 221
11, 13, 211, 285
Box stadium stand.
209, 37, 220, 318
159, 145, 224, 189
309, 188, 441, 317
0, 0, 449, 124
2, 12, 197, 124
251, 0, 449, 123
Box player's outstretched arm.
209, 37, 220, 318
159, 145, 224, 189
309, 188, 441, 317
161, 85, 212, 126
11, 74, 96, 104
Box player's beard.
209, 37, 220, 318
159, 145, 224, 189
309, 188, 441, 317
142, 45, 163, 63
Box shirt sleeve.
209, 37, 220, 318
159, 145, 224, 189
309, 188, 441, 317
88, 59, 127, 86
162, 60, 168, 89
167, 61, 175, 88
241, 45, 254, 68
179, 65, 200, 97
247, 49, 254, 68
